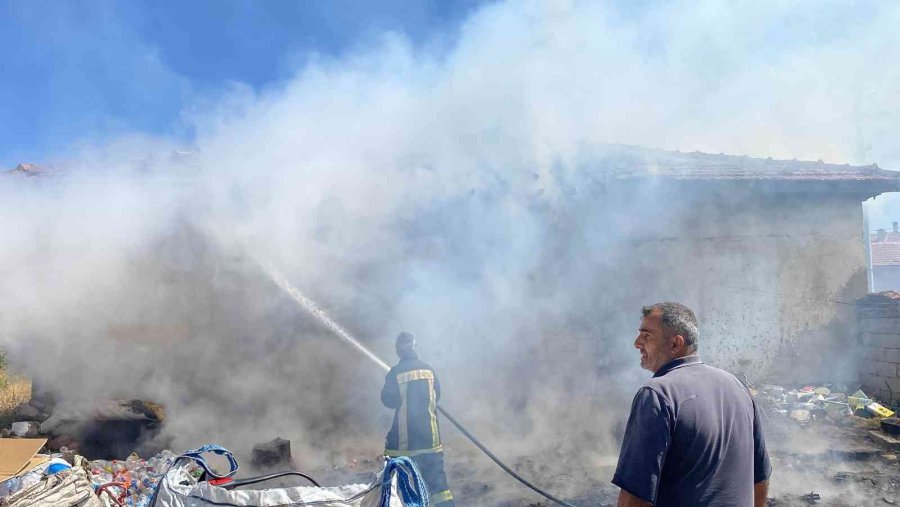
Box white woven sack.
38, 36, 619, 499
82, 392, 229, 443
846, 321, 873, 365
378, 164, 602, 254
0, 456, 103, 507
152, 461, 403, 507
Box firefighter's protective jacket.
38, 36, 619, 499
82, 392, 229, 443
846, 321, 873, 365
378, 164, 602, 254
381, 353, 442, 456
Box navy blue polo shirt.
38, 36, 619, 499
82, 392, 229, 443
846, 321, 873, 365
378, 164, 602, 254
612, 355, 771, 506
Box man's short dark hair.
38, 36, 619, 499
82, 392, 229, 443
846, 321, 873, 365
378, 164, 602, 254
642, 302, 699, 353
396, 332, 416, 348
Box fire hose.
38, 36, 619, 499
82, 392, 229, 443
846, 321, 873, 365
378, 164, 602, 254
263, 264, 581, 507
435, 406, 580, 507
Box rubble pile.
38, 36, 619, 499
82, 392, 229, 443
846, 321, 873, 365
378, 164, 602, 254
4, 380, 900, 505
0, 393, 174, 506
1, 394, 166, 457
751, 378, 900, 506
755, 383, 895, 426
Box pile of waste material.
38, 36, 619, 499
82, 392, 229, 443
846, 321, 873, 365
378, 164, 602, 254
6, 380, 900, 506
87, 450, 184, 506
749, 380, 900, 506
753, 383, 895, 426
0, 442, 192, 507
0, 440, 427, 507
1, 395, 166, 458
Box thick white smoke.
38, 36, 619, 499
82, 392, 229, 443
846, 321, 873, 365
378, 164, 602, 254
2, 0, 900, 502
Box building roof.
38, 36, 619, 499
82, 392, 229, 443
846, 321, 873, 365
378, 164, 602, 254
872, 243, 900, 266
873, 231, 900, 242
595, 145, 899, 181
871, 231, 900, 266
2, 163, 54, 178
7, 146, 900, 193
585, 145, 900, 197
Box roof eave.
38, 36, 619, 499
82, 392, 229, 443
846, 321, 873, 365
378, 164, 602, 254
612, 176, 900, 198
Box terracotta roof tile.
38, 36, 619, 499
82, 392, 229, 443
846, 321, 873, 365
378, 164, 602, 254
872, 240, 900, 266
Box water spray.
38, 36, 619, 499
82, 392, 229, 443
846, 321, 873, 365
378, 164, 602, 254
262, 263, 581, 507
263, 263, 391, 372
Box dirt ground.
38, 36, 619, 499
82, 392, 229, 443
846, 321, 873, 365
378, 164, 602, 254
301, 415, 900, 506
5, 367, 900, 505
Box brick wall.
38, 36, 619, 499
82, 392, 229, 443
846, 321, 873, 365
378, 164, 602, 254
858, 292, 900, 403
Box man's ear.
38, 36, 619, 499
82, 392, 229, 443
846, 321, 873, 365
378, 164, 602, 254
672, 334, 685, 353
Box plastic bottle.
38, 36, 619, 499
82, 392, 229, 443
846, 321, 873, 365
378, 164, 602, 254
92, 459, 114, 474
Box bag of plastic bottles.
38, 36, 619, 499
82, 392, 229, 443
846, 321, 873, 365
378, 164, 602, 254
89, 450, 180, 507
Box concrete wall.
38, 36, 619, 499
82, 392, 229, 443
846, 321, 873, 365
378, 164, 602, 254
874, 265, 900, 293
613, 183, 868, 382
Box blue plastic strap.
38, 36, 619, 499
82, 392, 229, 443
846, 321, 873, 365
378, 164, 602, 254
148, 445, 238, 507
178, 444, 239, 479
380, 456, 429, 507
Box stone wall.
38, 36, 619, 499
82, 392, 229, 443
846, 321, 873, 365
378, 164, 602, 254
858, 292, 900, 403
613, 184, 869, 381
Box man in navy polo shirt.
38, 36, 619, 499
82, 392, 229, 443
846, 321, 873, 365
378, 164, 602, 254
613, 302, 771, 507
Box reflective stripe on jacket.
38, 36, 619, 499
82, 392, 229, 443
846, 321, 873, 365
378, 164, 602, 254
381, 355, 442, 455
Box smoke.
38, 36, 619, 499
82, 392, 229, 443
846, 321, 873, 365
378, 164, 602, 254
2, 0, 900, 501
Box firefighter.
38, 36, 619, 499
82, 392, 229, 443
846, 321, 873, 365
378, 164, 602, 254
381, 332, 455, 506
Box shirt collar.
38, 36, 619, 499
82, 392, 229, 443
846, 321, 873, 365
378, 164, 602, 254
653, 354, 703, 378
398, 351, 419, 362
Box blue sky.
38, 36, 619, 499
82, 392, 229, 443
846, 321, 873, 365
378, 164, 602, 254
0, 0, 485, 168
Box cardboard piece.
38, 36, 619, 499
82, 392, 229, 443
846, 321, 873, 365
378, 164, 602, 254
0, 438, 48, 482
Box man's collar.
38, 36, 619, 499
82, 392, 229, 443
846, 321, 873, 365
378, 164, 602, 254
653, 354, 703, 378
